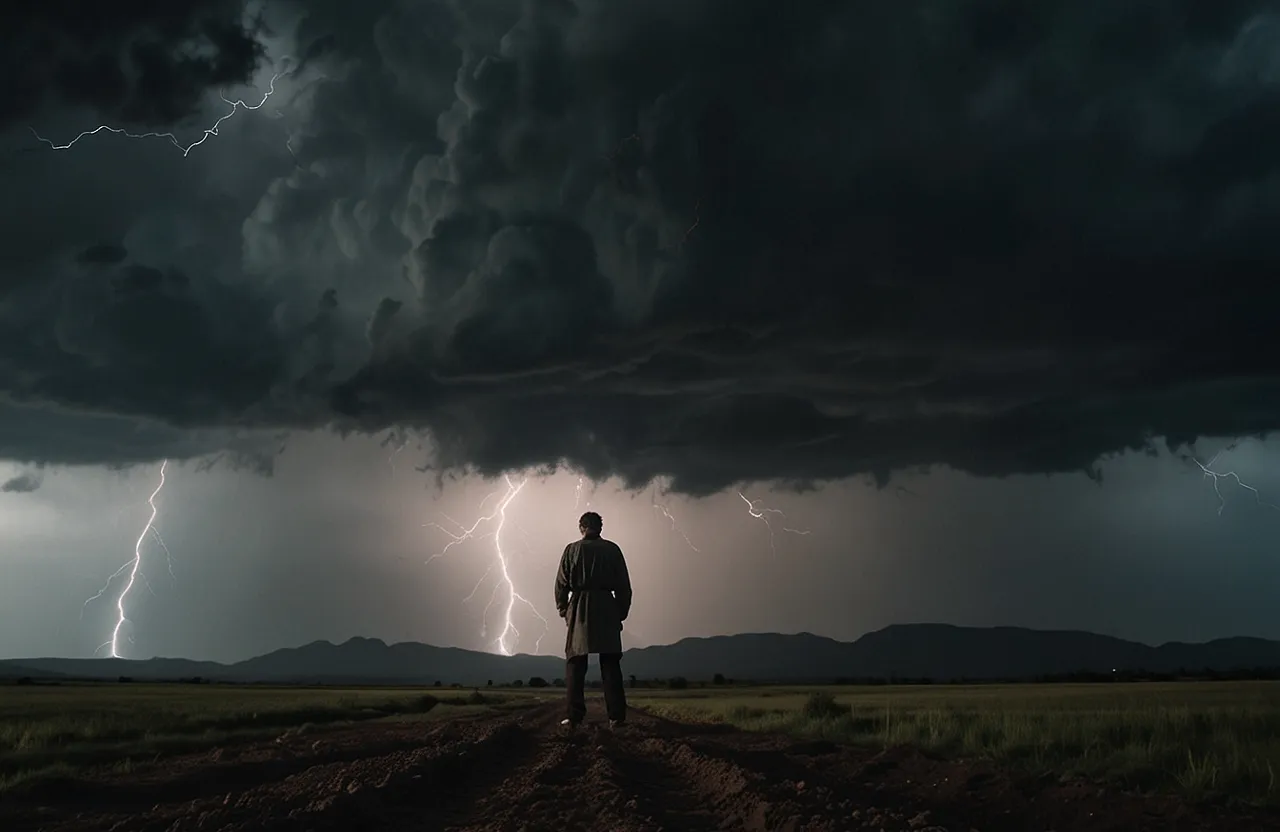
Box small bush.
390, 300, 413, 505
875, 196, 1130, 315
801, 692, 850, 720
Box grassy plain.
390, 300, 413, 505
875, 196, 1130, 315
632, 682, 1280, 804
0, 683, 502, 794
7, 681, 1279, 806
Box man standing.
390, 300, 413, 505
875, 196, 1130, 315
554, 511, 632, 728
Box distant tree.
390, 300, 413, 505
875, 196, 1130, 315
118, 676, 134, 683
553, 678, 565, 687
487, 679, 494, 687
628, 674, 637, 688
433, 680, 442, 687
667, 676, 688, 690
528, 676, 549, 688
712, 673, 726, 685
512, 679, 524, 688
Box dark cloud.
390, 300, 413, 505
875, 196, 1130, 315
2, 0, 265, 130
366, 298, 403, 348
0, 472, 43, 493
76, 244, 129, 266
5, 0, 1280, 493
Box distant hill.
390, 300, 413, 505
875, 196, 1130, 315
0, 663, 63, 679
6, 625, 1280, 685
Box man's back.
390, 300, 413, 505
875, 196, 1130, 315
555, 511, 632, 728
555, 535, 632, 658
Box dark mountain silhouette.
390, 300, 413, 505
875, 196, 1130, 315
0, 663, 63, 678
5, 625, 1280, 685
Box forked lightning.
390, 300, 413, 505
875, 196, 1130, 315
30, 61, 291, 157
651, 486, 700, 553
423, 474, 548, 656
82, 460, 169, 658
1192, 449, 1280, 516
738, 492, 810, 556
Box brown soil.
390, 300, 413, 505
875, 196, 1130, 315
2, 703, 1275, 831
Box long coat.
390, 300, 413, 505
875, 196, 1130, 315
554, 534, 632, 658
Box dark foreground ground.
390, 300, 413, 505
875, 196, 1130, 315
2, 702, 1276, 832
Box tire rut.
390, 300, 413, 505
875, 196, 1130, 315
623, 720, 847, 831
18, 719, 467, 812
443, 715, 592, 831
16, 708, 553, 832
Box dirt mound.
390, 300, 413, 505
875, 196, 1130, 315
2, 704, 1275, 831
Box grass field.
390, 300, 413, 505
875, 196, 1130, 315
6, 681, 1280, 806
0, 683, 502, 794
634, 682, 1280, 804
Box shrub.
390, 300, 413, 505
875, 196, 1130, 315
801, 692, 850, 720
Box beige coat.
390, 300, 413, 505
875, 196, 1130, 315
554, 535, 632, 658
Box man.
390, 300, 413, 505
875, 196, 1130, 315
554, 510, 632, 728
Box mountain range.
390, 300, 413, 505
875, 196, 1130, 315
5, 625, 1280, 686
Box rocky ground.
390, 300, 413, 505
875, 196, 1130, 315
3, 702, 1275, 831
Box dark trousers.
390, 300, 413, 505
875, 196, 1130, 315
565, 653, 626, 724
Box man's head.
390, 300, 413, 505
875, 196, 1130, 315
579, 511, 603, 537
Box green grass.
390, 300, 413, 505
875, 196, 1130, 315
634, 682, 1280, 805
0, 683, 505, 795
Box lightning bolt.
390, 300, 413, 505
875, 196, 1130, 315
1192, 449, 1280, 516
680, 199, 702, 249
422, 474, 549, 656
379, 430, 411, 478
29, 60, 292, 157
83, 460, 169, 658
573, 476, 591, 511
738, 491, 810, 557
388, 440, 407, 478
651, 489, 699, 552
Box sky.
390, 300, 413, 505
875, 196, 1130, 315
3, 0, 1280, 662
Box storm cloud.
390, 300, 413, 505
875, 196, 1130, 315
0, 472, 43, 493
4, 0, 1280, 494
2, 0, 264, 130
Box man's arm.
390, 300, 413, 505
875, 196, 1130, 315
613, 543, 632, 622
554, 544, 574, 618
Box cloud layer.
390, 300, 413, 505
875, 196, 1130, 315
0, 472, 43, 493
4, 0, 1280, 493
3, 1, 264, 131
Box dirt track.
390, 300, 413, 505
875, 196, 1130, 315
4, 702, 1276, 832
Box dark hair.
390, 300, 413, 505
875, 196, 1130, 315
579, 511, 603, 533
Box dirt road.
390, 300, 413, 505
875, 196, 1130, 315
4, 703, 1275, 831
